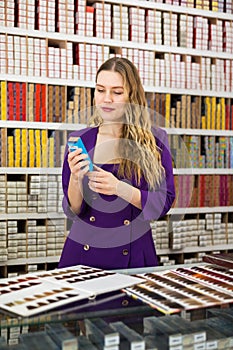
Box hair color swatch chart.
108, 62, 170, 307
0, 265, 143, 317
125, 264, 233, 315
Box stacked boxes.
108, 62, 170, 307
93, 2, 111, 39
7, 221, 26, 260
146, 9, 162, 45
57, 0, 74, 34
0, 175, 66, 261
7, 181, 27, 214
75, 1, 94, 37
0, 217, 65, 261
0, 221, 7, 262
112, 5, 128, 41
151, 220, 169, 250
17, 0, 35, 30
129, 7, 145, 43
152, 215, 231, 252
47, 219, 65, 257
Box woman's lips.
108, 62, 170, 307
101, 107, 115, 112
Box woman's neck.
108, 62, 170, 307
99, 123, 123, 138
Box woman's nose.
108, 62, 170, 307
104, 91, 112, 102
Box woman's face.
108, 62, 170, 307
94, 70, 128, 123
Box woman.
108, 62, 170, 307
59, 57, 175, 270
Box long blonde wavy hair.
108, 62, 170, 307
89, 57, 165, 190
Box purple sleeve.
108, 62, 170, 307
61, 145, 87, 221
140, 128, 175, 220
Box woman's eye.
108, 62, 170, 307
96, 89, 104, 93
114, 91, 123, 95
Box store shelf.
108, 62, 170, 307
0, 256, 60, 267
1, 73, 233, 97
0, 120, 86, 131
157, 244, 233, 255
0, 168, 62, 174
1, 167, 233, 176
0, 213, 65, 220
0, 3, 233, 345
144, 86, 233, 98
1, 26, 233, 60
0, 73, 95, 88
169, 207, 233, 215
2, 121, 233, 137
165, 127, 233, 137
0, 0, 233, 273
173, 168, 233, 175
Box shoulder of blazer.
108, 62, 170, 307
151, 126, 167, 149
68, 126, 97, 138
67, 127, 99, 149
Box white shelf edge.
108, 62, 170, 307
3, 207, 232, 218
1, 167, 233, 175
173, 168, 233, 175
0, 256, 60, 267
157, 243, 233, 255
143, 86, 233, 98
0, 213, 65, 220
169, 206, 233, 214
0, 73, 95, 88
0, 168, 62, 174
164, 127, 233, 137
1, 73, 233, 98
0, 120, 87, 131
1, 123, 233, 137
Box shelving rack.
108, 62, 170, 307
0, 0, 233, 275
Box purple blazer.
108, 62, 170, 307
58, 126, 175, 270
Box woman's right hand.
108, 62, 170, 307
68, 148, 90, 182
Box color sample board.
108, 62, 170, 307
0, 265, 143, 317
124, 265, 233, 315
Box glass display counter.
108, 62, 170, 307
0, 263, 232, 349
0, 264, 166, 330
0, 263, 204, 328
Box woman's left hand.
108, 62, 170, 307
87, 165, 120, 195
